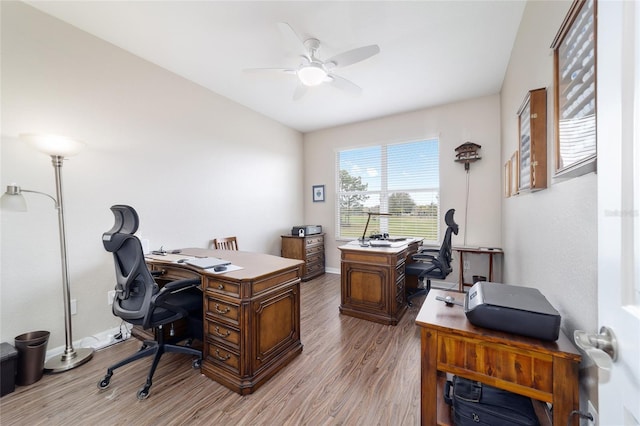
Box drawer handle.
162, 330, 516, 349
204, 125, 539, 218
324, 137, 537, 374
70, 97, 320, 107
214, 349, 231, 361
217, 284, 224, 290
214, 326, 231, 338
215, 304, 230, 314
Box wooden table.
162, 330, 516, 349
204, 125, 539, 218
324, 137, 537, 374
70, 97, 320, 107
454, 246, 503, 291
146, 248, 304, 395
415, 289, 581, 426
338, 239, 421, 325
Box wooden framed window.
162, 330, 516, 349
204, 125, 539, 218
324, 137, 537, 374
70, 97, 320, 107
551, 0, 597, 176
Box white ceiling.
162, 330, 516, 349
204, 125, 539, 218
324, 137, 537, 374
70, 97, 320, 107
26, 1, 526, 133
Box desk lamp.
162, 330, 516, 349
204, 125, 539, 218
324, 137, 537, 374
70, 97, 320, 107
358, 212, 392, 246
1, 133, 93, 372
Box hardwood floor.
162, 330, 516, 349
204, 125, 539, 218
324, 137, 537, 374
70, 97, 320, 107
0, 273, 427, 425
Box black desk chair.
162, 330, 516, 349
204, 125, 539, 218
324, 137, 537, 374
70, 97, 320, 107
98, 204, 202, 400
405, 208, 459, 306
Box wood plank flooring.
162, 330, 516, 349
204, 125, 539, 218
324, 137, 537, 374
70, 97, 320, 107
0, 273, 427, 425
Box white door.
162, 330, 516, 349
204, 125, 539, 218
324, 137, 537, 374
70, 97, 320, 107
597, 1, 640, 424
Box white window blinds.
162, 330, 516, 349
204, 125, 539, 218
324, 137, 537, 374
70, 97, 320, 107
335, 139, 440, 243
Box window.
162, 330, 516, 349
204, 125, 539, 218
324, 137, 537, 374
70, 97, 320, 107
336, 139, 440, 243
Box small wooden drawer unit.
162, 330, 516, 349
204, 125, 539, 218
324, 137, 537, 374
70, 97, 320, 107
281, 233, 325, 281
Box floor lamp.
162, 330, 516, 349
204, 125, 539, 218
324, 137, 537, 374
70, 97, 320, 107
1, 134, 93, 372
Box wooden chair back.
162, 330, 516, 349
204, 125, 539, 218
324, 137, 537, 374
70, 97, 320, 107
213, 236, 238, 251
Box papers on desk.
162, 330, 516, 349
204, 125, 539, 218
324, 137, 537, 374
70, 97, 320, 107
145, 253, 188, 262
184, 257, 230, 269
349, 239, 409, 248
208, 264, 243, 274
144, 254, 244, 274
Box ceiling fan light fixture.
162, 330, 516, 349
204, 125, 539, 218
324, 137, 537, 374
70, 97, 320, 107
297, 63, 327, 86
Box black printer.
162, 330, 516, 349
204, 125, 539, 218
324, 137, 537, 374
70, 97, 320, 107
464, 282, 561, 341
291, 225, 322, 237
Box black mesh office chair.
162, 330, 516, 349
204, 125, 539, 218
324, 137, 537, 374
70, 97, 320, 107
98, 205, 202, 400
405, 208, 459, 306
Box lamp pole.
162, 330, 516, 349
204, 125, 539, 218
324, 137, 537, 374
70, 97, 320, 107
44, 154, 93, 372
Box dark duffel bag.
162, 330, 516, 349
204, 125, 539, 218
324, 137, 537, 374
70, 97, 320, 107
444, 375, 540, 426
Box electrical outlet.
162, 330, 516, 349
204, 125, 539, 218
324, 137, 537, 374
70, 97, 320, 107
70, 299, 77, 315
587, 400, 598, 425
107, 290, 116, 305
463, 260, 470, 270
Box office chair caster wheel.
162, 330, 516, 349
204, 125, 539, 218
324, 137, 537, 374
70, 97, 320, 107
97, 376, 111, 390
192, 358, 201, 369
137, 386, 150, 400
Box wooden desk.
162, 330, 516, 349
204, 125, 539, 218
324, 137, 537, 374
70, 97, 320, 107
454, 246, 503, 291
338, 239, 421, 325
146, 248, 304, 395
416, 289, 581, 426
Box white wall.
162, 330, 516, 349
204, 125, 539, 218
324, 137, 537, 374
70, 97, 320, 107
500, 0, 598, 406
303, 94, 503, 278
0, 2, 303, 348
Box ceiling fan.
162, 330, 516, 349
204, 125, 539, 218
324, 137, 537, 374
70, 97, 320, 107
246, 22, 380, 100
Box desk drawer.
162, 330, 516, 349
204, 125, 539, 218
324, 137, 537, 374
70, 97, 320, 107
205, 297, 240, 326
150, 265, 201, 282
206, 321, 240, 350
305, 243, 324, 256
305, 261, 325, 276
305, 235, 324, 247
205, 277, 240, 296
205, 341, 240, 374
306, 252, 324, 265
437, 334, 554, 398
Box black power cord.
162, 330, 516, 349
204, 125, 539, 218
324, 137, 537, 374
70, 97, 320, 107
567, 410, 594, 426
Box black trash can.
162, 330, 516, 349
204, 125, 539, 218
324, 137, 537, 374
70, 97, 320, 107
14, 331, 49, 386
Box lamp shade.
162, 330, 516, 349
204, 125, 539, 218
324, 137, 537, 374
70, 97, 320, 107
297, 63, 327, 86
19, 133, 86, 157
1, 185, 27, 212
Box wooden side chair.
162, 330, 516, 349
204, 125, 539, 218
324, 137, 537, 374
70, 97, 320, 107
213, 236, 238, 250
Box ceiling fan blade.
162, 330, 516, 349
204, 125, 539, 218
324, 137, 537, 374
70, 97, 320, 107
327, 74, 363, 96
325, 45, 380, 69
293, 84, 308, 101
244, 67, 297, 75
277, 22, 307, 55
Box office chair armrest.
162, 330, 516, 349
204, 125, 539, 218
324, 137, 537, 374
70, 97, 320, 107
417, 247, 438, 254
146, 278, 202, 329
412, 252, 437, 261
161, 278, 201, 292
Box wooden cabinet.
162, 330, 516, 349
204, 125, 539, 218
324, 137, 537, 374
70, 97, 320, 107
281, 234, 325, 281
417, 289, 581, 426
518, 88, 547, 191
338, 239, 421, 325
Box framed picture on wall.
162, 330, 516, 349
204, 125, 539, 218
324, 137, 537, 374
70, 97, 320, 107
510, 151, 519, 196
504, 161, 511, 198
551, 0, 597, 176
312, 185, 325, 202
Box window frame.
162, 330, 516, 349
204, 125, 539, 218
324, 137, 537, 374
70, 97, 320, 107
335, 138, 440, 244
